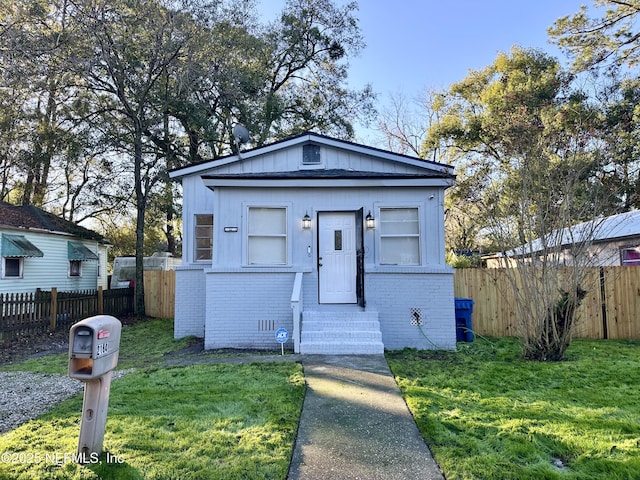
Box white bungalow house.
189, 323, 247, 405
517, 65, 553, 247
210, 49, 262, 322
0, 202, 109, 294
169, 132, 457, 354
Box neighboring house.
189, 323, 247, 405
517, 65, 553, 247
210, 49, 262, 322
485, 209, 640, 268
0, 202, 109, 294
169, 132, 457, 354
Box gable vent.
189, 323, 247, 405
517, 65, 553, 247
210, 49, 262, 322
302, 144, 321, 164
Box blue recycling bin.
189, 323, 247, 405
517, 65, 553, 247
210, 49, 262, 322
454, 298, 474, 342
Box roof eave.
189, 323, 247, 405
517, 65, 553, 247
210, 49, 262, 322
202, 176, 454, 189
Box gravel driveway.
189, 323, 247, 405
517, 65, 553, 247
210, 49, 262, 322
0, 372, 83, 433
0, 370, 133, 434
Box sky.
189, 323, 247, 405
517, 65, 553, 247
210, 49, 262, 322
257, 0, 590, 141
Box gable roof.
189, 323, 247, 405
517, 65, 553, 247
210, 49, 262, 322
169, 131, 455, 180
0, 202, 108, 243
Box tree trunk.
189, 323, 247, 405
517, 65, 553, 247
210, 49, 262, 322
134, 124, 146, 316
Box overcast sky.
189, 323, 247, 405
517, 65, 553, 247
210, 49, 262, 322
257, 0, 590, 141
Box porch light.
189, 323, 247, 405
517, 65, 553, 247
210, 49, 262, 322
302, 212, 312, 229
366, 211, 375, 229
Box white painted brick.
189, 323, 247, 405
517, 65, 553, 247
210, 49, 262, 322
174, 268, 206, 338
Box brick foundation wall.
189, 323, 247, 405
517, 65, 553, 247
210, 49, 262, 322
173, 267, 206, 338
205, 271, 296, 350
366, 271, 456, 350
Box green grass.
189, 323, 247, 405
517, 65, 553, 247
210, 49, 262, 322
386, 338, 640, 480
0, 362, 304, 479
0, 318, 305, 479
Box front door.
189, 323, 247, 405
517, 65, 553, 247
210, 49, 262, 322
318, 212, 357, 303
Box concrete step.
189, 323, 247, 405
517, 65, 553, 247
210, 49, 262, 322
299, 310, 384, 355
300, 341, 384, 355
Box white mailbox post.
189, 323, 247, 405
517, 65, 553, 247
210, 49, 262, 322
69, 315, 122, 461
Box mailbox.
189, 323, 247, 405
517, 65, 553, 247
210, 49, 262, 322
69, 315, 121, 381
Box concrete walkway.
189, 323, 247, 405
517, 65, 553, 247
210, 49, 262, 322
288, 355, 444, 480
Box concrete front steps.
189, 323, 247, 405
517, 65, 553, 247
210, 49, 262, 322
299, 310, 384, 355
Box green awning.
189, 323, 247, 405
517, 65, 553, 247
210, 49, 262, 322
1, 234, 44, 258
68, 241, 98, 261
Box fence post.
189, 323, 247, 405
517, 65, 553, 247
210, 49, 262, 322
98, 286, 104, 315
50, 287, 57, 332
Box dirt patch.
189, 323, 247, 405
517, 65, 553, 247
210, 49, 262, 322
0, 315, 144, 366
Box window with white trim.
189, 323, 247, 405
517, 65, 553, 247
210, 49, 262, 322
3, 258, 22, 278
621, 247, 640, 266
247, 207, 287, 265
379, 207, 421, 265
195, 214, 213, 261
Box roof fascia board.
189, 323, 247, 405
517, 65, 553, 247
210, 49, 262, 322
0, 224, 101, 241
202, 177, 454, 189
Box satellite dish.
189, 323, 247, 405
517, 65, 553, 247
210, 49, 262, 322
233, 124, 250, 145
232, 124, 250, 159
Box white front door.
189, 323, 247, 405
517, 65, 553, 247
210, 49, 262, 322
318, 212, 357, 303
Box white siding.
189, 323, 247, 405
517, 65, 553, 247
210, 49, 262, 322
201, 145, 432, 176
0, 230, 101, 295
97, 245, 109, 289
180, 175, 216, 264
202, 186, 445, 271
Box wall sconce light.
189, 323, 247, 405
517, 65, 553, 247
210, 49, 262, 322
302, 212, 312, 229
365, 210, 375, 229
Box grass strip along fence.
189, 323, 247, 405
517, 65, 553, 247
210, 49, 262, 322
0, 287, 133, 341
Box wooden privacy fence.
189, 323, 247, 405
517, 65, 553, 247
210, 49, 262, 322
143, 270, 175, 318
0, 287, 134, 341
454, 267, 640, 339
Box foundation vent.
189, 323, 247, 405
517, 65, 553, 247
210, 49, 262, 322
258, 319, 275, 332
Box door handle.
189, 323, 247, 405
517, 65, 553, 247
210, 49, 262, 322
318, 256, 322, 268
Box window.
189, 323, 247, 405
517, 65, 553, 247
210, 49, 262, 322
379, 207, 421, 265
247, 207, 287, 265
3, 258, 22, 278
195, 214, 213, 261
69, 260, 82, 277
302, 144, 321, 164
621, 247, 640, 266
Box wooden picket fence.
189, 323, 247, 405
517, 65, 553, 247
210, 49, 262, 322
454, 266, 640, 339
0, 287, 134, 341
0, 270, 172, 341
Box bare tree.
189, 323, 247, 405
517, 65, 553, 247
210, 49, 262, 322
427, 47, 620, 360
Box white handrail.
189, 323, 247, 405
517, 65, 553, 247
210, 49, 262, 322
290, 272, 304, 353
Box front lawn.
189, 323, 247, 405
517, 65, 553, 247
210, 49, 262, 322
0, 318, 305, 479
387, 338, 640, 480
0, 362, 304, 479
